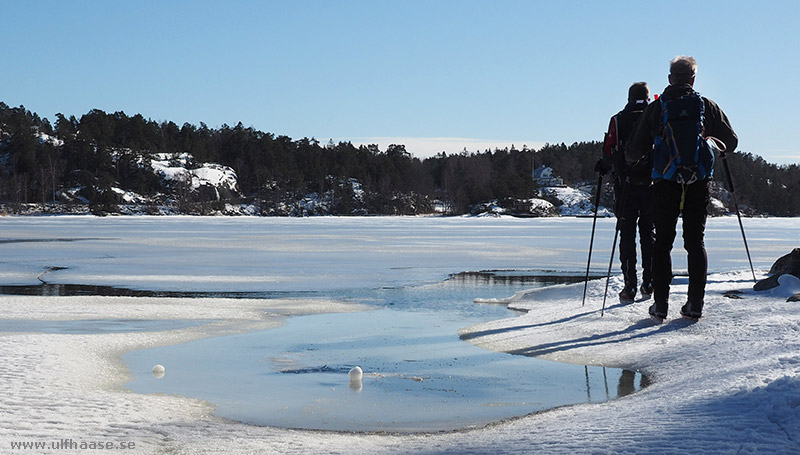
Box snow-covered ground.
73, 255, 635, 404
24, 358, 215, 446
0, 215, 798, 454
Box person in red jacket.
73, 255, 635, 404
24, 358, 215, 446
596, 82, 654, 303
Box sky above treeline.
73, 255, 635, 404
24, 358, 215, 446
3, 0, 798, 164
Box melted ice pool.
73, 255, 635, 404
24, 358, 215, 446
124, 272, 646, 432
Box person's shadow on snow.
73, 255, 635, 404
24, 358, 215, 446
507, 318, 688, 357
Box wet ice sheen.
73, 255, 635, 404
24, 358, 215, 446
125, 275, 645, 432
0, 319, 208, 334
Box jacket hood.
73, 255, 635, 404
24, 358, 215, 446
623, 99, 649, 112
660, 83, 696, 100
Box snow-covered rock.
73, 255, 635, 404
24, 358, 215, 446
540, 186, 611, 216
754, 248, 800, 296
36, 131, 64, 147
150, 153, 241, 200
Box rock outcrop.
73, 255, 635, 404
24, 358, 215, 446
754, 248, 800, 292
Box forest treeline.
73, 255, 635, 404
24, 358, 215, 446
0, 102, 798, 216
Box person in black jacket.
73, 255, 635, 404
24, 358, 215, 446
626, 56, 738, 322
596, 82, 654, 303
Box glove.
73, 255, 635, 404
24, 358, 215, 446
594, 158, 611, 175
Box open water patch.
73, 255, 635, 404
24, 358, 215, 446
126, 308, 644, 432
0, 270, 598, 299
449, 269, 600, 286
0, 237, 112, 244
124, 273, 645, 433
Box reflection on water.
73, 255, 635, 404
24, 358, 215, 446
617, 368, 651, 397
583, 366, 650, 403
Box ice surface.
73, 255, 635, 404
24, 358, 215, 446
0, 216, 799, 453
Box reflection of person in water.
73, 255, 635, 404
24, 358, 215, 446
617, 370, 651, 397
617, 370, 636, 397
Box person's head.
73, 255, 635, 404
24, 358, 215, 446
669, 55, 697, 86
628, 81, 650, 102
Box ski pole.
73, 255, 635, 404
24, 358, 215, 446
581, 172, 604, 306
717, 144, 757, 282
601, 225, 619, 317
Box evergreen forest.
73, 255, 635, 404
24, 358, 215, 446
1, 102, 798, 216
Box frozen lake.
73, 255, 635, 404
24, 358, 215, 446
0, 215, 793, 433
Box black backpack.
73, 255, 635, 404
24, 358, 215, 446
651, 92, 715, 183
612, 107, 650, 184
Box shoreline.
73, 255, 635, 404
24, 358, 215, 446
0, 295, 372, 454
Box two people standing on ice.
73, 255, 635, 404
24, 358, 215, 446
601, 56, 738, 322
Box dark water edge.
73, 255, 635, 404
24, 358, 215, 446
0, 283, 315, 299
0, 270, 599, 299
449, 270, 598, 286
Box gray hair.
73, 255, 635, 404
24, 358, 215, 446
670, 56, 697, 84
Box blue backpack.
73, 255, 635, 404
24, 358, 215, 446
651, 92, 715, 183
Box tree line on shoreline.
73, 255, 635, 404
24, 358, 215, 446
0, 102, 798, 216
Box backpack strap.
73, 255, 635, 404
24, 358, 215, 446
694, 92, 706, 175
658, 97, 680, 177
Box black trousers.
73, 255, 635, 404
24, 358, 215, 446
651, 179, 710, 314
614, 180, 654, 289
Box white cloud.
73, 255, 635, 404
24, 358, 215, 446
335, 137, 549, 159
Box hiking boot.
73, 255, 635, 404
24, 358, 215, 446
680, 302, 702, 320
619, 287, 636, 304
648, 304, 666, 323
639, 282, 653, 299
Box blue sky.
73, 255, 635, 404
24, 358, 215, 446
3, 0, 798, 163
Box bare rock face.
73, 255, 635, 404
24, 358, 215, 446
754, 248, 800, 291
